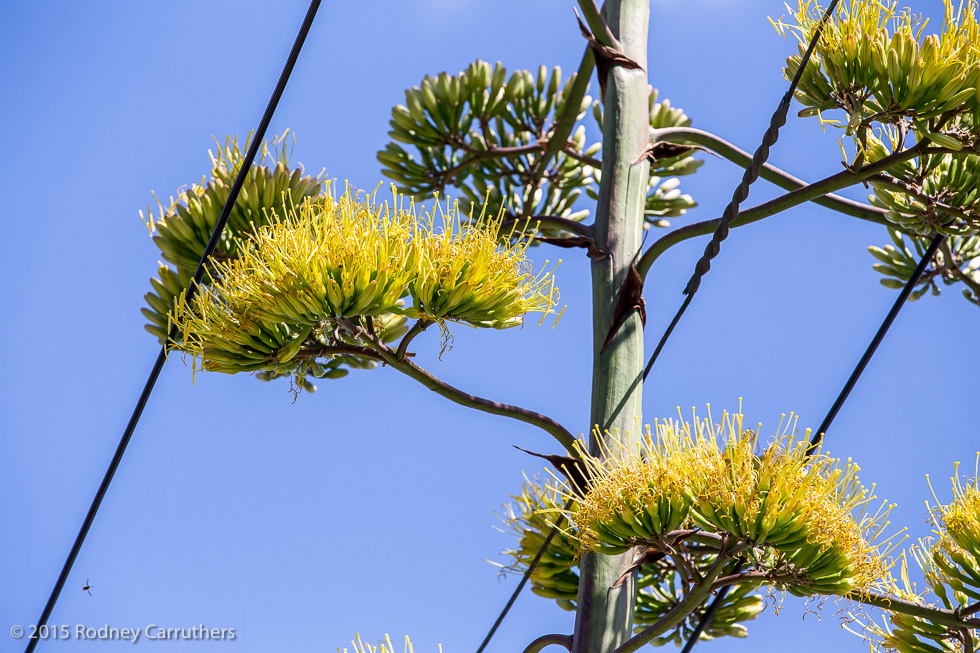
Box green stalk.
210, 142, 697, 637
572, 0, 650, 651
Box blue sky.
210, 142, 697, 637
1, 1, 977, 652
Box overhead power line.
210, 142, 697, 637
643, 0, 843, 383
24, 3, 322, 651
682, 235, 944, 651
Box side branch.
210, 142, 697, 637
651, 126, 887, 224
341, 319, 579, 453
522, 634, 573, 653
500, 214, 594, 238
637, 142, 955, 279
611, 542, 730, 653
849, 591, 980, 631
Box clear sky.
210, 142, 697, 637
1, 1, 977, 652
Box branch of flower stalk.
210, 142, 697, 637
650, 126, 887, 225
961, 601, 980, 619
294, 344, 385, 361
869, 175, 977, 224
848, 591, 980, 631
339, 318, 579, 453
960, 627, 976, 653
611, 539, 731, 653
395, 318, 431, 360
523, 39, 596, 199
708, 570, 796, 592
562, 146, 602, 169
437, 143, 545, 182
500, 214, 594, 238
576, 0, 618, 48
636, 141, 960, 280
521, 633, 573, 653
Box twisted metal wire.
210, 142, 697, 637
24, 4, 322, 651
642, 0, 841, 382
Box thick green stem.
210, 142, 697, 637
572, 1, 650, 651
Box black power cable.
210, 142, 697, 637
475, 502, 573, 653
680, 236, 944, 651
24, 3, 321, 651
642, 0, 842, 383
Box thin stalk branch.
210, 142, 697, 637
562, 146, 603, 169
611, 539, 730, 653
650, 126, 888, 224
960, 601, 980, 619
395, 318, 431, 360
961, 627, 976, 653
294, 344, 384, 361
637, 141, 954, 279
577, 0, 618, 47
522, 634, 573, 653
869, 174, 977, 224
709, 571, 794, 591
847, 591, 980, 631
339, 319, 578, 453
531, 46, 596, 184
500, 214, 594, 238
438, 143, 544, 181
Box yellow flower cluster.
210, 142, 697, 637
339, 635, 440, 653
171, 187, 559, 373
776, 0, 980, 123
936, 456, 980, 555
564, 409, 898, 595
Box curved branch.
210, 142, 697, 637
294, 344, 384, 361
522, 634, 573, 653
651, 126, 887, 224
849, 591, 980, 631
611, 541, 730, 653
340, 318, 579, 453
500, 214, 594, 238
562, 146, 602, 169
637, 141, 951, 279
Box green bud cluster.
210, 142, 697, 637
868, 227, 980, 303
378, 60, 698, 234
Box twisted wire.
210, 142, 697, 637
642, 0, 842, 384
24, 4, 321, 650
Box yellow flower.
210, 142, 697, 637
170, 186, 560, 374
560, 407, 898, 595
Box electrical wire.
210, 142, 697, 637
475, 502, 573, 653
643, 0, 842, 383
24, 3, 322, 650
681, 235, 944, 651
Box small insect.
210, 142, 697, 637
82, 579, 93, 596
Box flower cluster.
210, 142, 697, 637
562, 409, 898, 596
170, 187, 560, 374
